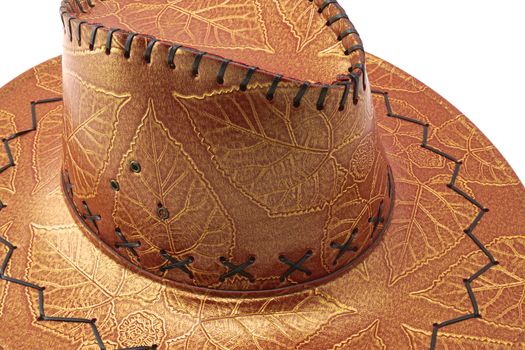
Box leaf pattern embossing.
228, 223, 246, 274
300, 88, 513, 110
165, 289, 355, 349
374, 96, 445, 170
414, 236, 525, 330
436, 118, 519, 186
350, 133, 376, 182
32, 105, 64, 194
34, 57, 62, 94
116, 0, 273, 52
319, 42, 347, 58
366, 55, 427, 94
27, 224, 162, 343
322, 147, 387, 272
63, 73, 131, 198
0, 110, 18, 194
329, 320, 386, 349
175, 86, 366, 216
113, 99, 235, 285
382, 157, 477, 285
0, 51, 522, 349
321, 184, 367, 270
274, 0, 326, 52
402, 325, 513, 349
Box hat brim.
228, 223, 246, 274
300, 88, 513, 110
0, 54, 524, 349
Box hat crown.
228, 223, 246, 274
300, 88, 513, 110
60, 0, 392, 294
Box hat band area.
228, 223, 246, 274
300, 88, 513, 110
60, 164, 396, 296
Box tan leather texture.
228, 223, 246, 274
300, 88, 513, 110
60, 0, 390, 294
0, 0, 524, 349
71, 0, 364, 84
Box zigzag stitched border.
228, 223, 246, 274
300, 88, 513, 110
372, 90, 498, 350
0, 76, 500, 350
0, 98, 62, 174
0, 98, 157, 350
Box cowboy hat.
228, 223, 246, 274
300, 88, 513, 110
0, 0, 524, 349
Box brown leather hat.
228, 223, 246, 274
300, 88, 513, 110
1, 0, 524, 348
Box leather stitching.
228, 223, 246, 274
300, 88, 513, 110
60, 0, 366, 111
372, 90, 497, 350
0, 98, 158, 350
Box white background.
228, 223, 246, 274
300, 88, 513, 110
0, 1, 523, 182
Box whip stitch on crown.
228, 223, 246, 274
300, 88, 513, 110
60, 0, 368, 112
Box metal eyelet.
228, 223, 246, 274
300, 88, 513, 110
130, 160, 141, 173
110, 179, 120, 191
157, 203, 170, 220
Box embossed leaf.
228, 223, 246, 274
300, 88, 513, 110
166, 289, 354, 349
350, 133, 376, 182
117, 0, 272, 52
63, 72, 131, 198
375, 94, 430, 141
436, 118, 519, 186
275, 0, 326, 52
415, 236, 525, 329
77, 0, 120, 21
354, 262, 370, 281
366, 55, 427, 94
319, 42, 347, 58
32, 105, 63, 194
34, 57, 62, 94
322, 148, 386, 272
321, 184, 367, 270
375, 96, 439, 170
328, 320, 386, 349
113, 99, 235, 286
402, 325, 513, 349
27, 224, 162, 343
383, 158, 477, 285
175, 86, 356, 216
0, 110, 19, 194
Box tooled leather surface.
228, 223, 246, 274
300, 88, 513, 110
0, 54, 524, 349
0, 0, 523, 348
71, 0, 363, 84
60, 0, 390, 292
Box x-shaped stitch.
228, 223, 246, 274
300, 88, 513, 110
368, 200, 384, 234
114, 228, 141, 259
330, 228, 359, 265
279, 250, 313, 282
81, 201, 101, 233
219, 256, 255, 283
159, 250, 194, 278
63, 171, 74, 199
